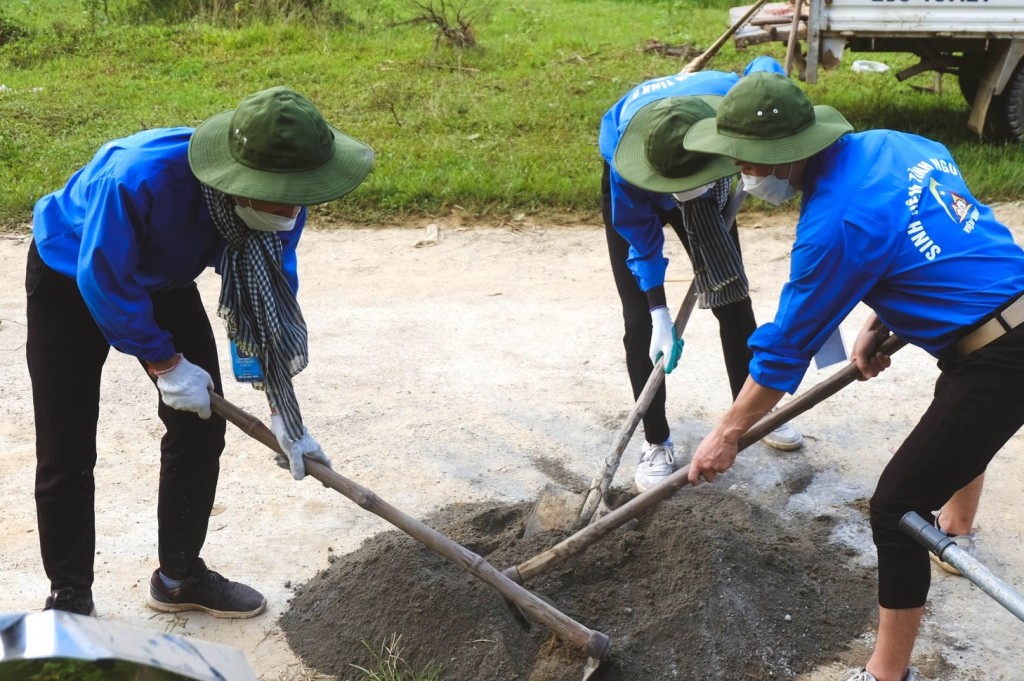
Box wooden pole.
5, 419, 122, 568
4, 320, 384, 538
505, 334, 908, 586
577, 185, 748, 525
784, 0, 804, 77
210, 393, 611, 661
680, 0, 770, 74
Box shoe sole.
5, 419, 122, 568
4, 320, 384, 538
634, 474, 673, 493
146, 593, 267, 619
45, 607, 97, 617
635, 475, 680, 493
761, 438, 804, 452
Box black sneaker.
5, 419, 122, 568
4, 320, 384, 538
146, 558, 266, 619
43, 587, 96, 616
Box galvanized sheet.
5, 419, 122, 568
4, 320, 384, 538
823, 0, 1024, 37
0, 611, 257, 681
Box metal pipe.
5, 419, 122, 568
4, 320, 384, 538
900, 511, 1024, 623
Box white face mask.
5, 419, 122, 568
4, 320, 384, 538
741, 167, 797, 205
234, 204, 298, 233
671, 182, 714, 204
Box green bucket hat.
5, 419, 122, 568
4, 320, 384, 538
613, 95, 738, 194
188, 86, 375, 205
684, 72, 852, 165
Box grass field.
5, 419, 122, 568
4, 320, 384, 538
0, 0, 1021, 229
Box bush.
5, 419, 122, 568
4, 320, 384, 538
0, 13, 30, 45
119, 0, 332, 26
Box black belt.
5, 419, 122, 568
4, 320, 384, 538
954, 292, 1024, 356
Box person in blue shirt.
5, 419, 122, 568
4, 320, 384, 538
682, 72, 1024, 681
600, 56, 804, 492
27, 86, 374, 619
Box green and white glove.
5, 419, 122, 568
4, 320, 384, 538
271, 414, 332, 481
649, 306, 684, 374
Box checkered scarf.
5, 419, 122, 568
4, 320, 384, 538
675, 178, 749, 309
203, 185, 309, 442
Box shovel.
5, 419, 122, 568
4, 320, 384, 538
504, 333, 908, 591
209, 393, 611, 673
525, 282, 698, 537
679, 0, 770, 74
524, 184, 748, 538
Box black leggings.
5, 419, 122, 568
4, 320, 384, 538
601, 163, 756, 444
26, 242, 225, 590
870, 324, 1024, 609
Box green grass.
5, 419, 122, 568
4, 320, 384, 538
0, 0, 1020, 229
348, 634, 444, 681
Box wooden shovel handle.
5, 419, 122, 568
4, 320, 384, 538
576, 281, 698, 524
576, 185, 750, 524
508, 334, 908, 584
209, 393, 611, 660
783, 0, 805, 76
680, 0, 770, 74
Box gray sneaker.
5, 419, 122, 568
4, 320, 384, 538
761, 420, 803, 451
146, 558, 266, 619
843, 666, 919, 681
931, 512, 977, 576
634, 440, 676, 492
43, 587, 96, 616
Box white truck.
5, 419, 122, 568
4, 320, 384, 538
731, 0, 1024, 141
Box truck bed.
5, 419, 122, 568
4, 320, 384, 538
823, 0, 1024, 39
732, 1, 1024, 48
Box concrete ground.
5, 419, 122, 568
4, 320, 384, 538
1, 202, 1022, 679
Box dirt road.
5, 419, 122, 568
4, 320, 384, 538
1, 203, 1022, 679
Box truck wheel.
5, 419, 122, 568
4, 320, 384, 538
957, 53, 988, 105
1003, 61, 1024, 142
958, 77, 978, 106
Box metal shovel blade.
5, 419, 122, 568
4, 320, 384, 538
582, 656, 601, 681
0, 610, 257, 680
523, 482, 586, 537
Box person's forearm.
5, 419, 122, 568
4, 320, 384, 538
711, 376, 785, 442
859, 311, 882, 335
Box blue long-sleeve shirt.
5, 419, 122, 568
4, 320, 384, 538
32, 127, 306, 363
750, 130, 1024, 393
599, 71, 739, 293
599, 57, 785, 294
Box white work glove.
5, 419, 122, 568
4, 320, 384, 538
271, 414, 332, 481
155, 355, 214, 418
649, 306, 684, 374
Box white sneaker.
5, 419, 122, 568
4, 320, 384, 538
634, 440, 675, 492
761, 420, 803, 451
931, 511, 977, 576
842, 666, 919, 681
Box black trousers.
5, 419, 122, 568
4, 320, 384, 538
26, 242, 225, 591
601, 163, 756, 445
870, 322, 1024, 609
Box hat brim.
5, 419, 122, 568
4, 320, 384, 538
613, 95, 738, 194
188, 110, 375, 205
684, 105, 852, 165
